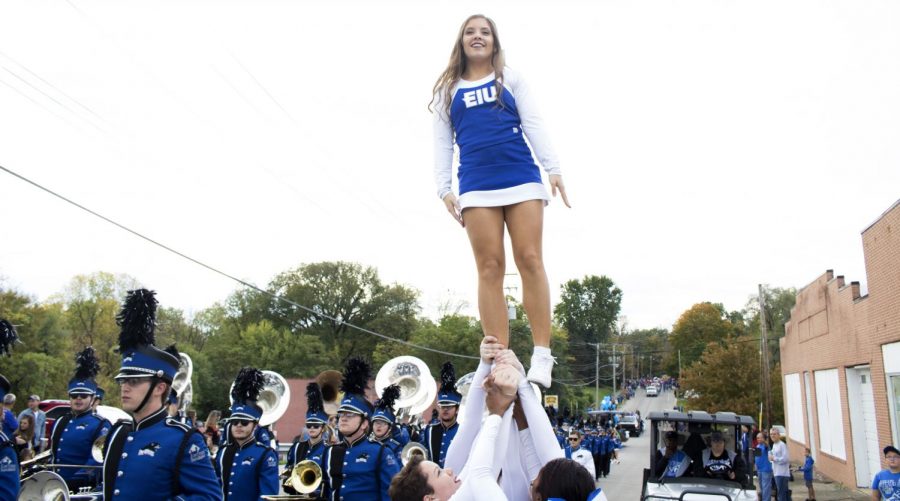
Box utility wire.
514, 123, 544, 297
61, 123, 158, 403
0, 163, 479, 360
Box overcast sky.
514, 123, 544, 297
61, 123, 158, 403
1, 0, 898, 333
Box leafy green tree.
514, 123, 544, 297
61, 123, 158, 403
666, 302, 736, 371
680, 339, 784, 424
617, 327, 670, 378
679, 340, 760, 416
373, 314, 481, 374
263, 261, 421, 367
743, 286, 797, 359
1, 288, 73, 409
553, 275, 622, 381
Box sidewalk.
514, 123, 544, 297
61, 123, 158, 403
785, 464, 869, 501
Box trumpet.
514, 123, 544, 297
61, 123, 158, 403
277, 460, 323, 499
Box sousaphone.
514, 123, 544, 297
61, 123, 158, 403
315, 370, 343, 417
171, 353, 193, 413
229, 370, 291, 427
375, 356, 437, 420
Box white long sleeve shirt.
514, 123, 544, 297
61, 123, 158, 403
449, 413, 510, 501
770, 441, 790, 477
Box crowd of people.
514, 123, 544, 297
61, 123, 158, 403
0, 288, 610, 500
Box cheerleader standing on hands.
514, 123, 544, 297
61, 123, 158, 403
431, 14, 570, 387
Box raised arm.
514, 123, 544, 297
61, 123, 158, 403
445, 337, 503, 474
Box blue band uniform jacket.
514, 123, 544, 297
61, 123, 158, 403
50, 410, 111, 487
424, 422, 458, 468
215, 438, 280, 500
102, 407, 221, 501
370, 434, 402, 464
0, 430, 19, 500
287, 438, 326, 469
323, 435, 400, 501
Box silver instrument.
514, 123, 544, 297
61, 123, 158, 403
400, 441, 429, 465
229, 370, 291, 427
375, 356, 437, 420
172, 353, 193, 414
18, 470, 70, 501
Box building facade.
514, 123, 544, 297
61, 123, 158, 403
780, 199, 900, 487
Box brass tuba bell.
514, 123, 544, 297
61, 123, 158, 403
315, 370, 343, 417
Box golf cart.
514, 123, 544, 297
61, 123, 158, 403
641, 410, 756, 501
586, 409, 630, 442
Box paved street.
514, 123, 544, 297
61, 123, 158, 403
597, 386, 677, 501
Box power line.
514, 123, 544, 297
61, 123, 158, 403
0, 163, 479, 361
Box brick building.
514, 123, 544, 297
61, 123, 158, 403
780, 199, 900, 488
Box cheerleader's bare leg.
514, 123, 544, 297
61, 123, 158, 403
463, 206, 511, 347
505, 199, 555, 387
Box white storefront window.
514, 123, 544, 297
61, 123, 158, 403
814, 368, 846, 459
784, 373, 805, 444
883, 342, 900, 447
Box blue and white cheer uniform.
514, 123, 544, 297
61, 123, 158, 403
433, 68, 562, 209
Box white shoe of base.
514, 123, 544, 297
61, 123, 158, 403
527, 352, 556, 388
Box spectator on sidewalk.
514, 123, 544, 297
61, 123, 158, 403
796, 447, 815, 501
769, 428, 790, 501
17, 395, 46, 451
755, 432, 773, 501
872, 445, 900, 501
1, 394, 17, 437
740, 425, 752, 466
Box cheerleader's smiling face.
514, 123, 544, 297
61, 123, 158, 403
462, 17, 494, 63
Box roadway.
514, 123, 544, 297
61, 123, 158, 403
597, 386, 677, 501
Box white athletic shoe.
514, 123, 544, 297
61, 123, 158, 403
527, 352, 556, 388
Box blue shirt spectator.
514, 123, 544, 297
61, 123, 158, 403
2, 394, 17, 438
798, 454, 814, 482
754, 442, 773, 473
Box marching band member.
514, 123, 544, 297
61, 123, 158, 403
284, 382, 329, 495
322, 357, 400, 501
215, 367, 280, 500
102, 289, 220, 500
424, 362, 461, 468
0, 319, 20, 500
50, 346, 111, 491
371, 384, 403, 460
392, 414, 412, 449
0, 373, 19, 500
564, 430, 595, 479
92, 387, 105, 412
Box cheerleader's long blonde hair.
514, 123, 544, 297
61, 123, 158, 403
429, 14, 506, 120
